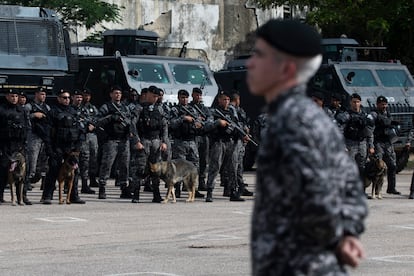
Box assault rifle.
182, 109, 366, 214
180, 105, 204, 126
192, 103, 207, 120
111, 102, 131, 128
214, 108, 258, 147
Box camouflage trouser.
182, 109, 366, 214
98, 139, 130, 188
375, 141, 397, 191
195, 135, 209, 186
161, 137, 172, 161
345, 139, 368, 181
235, 139, 246, 187
132, 138, 162, 188
172, 139, 199, 169
79, 133, 98, 179
27, 132, 46, 179
206, 139, 237, 192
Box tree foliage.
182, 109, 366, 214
1, 0, 122, 29
252, 0, 414, 70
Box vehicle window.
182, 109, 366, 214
340, 69, 378, 87
376, 69, 414, 87
169, 63, 212, 85
126, 62, 169, 83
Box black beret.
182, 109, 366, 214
178, 89, 189, 97
72, 89, 83, 96
351, 93, 361, 101
6, 88, 18, 94
19, 91, 26, 97
331, 93, 342, 101
36, 86, 46, 93
256, 19, 322, 57
377, 96, 388, 103
218, 90, 231, 98
148, 85, 160, 96
82, 88, 92, 95
141, 87, 148, 94
311, 91, 325, 101
58, 89, 70, 95
111, 85, 123, 92
192, 87, 202, 94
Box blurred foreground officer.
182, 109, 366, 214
247, 20, 367, 275
0, 89, 30, 204
41, 90, 85, 204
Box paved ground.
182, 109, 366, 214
1, 171, 414, 275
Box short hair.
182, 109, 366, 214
351, 93, 361, 101
192, 87, 202, 94
111, 85, 123, 92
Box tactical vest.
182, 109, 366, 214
55, 106, 81, 145
344, 112, 367, 141
374, 111, 394, 142
210, 107, 238, 141
104, 102, 131, 139
0, 104, 26, 142
138, 103, 163, 139
171, 105, 198, 140
30, 102, 50, 138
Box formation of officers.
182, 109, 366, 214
0, 85, 254, 205
314, 91, 410, 198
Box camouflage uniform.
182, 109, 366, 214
82, 101, 100, 184
97, 101, 136, 199
25, 100, 50, 183
336, 109, 374, 181
204, 106, 241, 201
251, 86, 367, 275
370, 109, 398, 193
159, 102, 172, 161
41, 102, 86, 204
0, 100, 30, 202
189, 101, 211, 190
134, 102, 168, 202
127, 100, 143, 196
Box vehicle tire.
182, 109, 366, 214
396, 148, 409, 173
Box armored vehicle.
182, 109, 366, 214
0, 5, 73, 98
76, 29, 218, 107
309, 38, 414, 171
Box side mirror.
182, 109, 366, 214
128, 69, 139, 78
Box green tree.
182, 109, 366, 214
1, 0, 122, 29
252, 0, 414, 70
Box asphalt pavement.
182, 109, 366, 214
1, 171, 414, 275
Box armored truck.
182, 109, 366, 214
0, 5, 73, 98
309, 38, 414, 171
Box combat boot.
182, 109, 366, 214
198, 178, 207, 191
81, 178, 95, 194
120, 185, 132, 199
205, 189, 213, 202
409, 191, 414, 199
131, 184, 140, 204
152, 186, 163, 203
229, 189, 245, 202
89, 176, 99, 187
175, 182, 181, 198
195, 190, 205, 198
98, 185, 106, 199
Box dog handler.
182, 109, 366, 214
247, 19, 368, 275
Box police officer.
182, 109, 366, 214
371, 96, 401, 194
71, 89, 95, 194
336, 93, 374, 183
41, 89, 86, 204
96, 85, 137, 200
157, 88, 172, 162
189, 87, 211, 191
25, 87, 50, 189
204, 91, 245, 202
0, 89, 30, 204
230, 91, 254, 197
247, 19, 367, 274
170, 89, 204, 198
132, 86, 168, 203
82, 88, 100, 188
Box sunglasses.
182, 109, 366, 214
60, 96, 70, 100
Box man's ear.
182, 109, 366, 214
282, 60, 297, 80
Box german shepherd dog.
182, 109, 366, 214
58, 152, 79, 204
364, 155, 387, 199
7, 152, 26, 206
149, 159, 198, 203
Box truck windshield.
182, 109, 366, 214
340, 69, 378, 87
0, 19, 67, 70
126, 62, 170, 84
376, 69, 414, 87
168, 63, 212, 85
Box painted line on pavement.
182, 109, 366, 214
35, 217, 87, 223
370, 255, 414, 263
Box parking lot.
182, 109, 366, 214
1, 170, 414, 275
